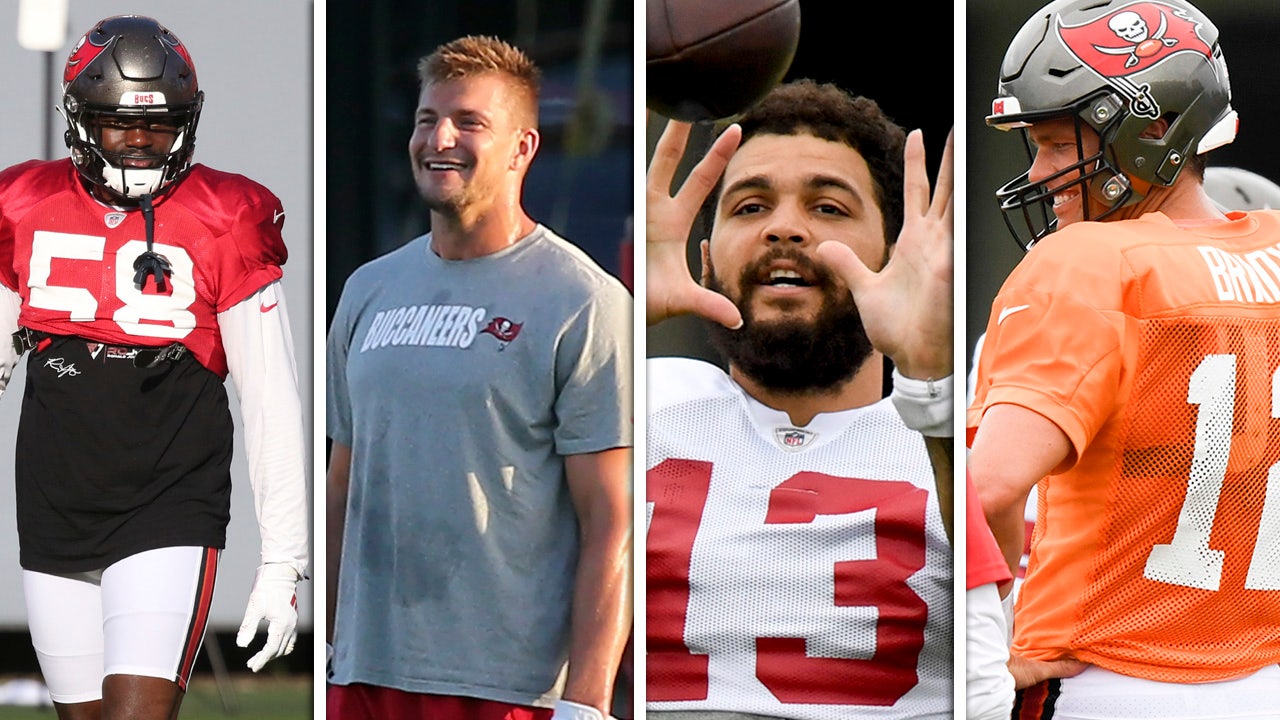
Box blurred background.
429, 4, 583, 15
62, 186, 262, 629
325, 0, 635, 322
0, 1, 313, 716
646, 0, 954, 370
966, 0, 1280, 380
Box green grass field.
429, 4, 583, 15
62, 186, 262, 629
0, 675, 311, 720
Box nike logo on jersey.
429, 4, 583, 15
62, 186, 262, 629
260, 302, 278, 313
997, 304, 1031, 325
1199, 243, 1280, 303
273, 209, 286, 224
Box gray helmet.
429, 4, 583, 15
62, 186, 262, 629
62, 15, 203, 201
986, 0, 1236, 249
1203, 166, 1280, 212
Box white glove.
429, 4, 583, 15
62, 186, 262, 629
551, 700, 612, 720
236, 562, 300, 672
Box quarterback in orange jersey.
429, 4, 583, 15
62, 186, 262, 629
0, 15, 307, 720
646, 80, 954, 720
968, 0, 1280, 717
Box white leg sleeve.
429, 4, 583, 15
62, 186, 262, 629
101, 546, 220, 690
23, 569, 106, 704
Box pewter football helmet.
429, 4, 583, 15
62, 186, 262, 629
62, 15, 203, 200
987, 0, 1236, 249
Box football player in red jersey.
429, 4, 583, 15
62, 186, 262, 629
0, 15, 307, 720
969, 0, 1280, 716
645, 80, 954, 719
966, 470, 1016, 720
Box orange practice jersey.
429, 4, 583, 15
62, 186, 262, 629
968, 210, 1280, 683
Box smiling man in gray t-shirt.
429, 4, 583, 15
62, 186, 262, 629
326, 35, 632, 720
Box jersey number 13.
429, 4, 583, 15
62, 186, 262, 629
647, 458, 930, 706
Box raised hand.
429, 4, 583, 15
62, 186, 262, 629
817, 128, 954, 380
645, 117, 743, 328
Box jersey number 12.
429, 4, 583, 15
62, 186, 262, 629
1145, 353, 1280, 591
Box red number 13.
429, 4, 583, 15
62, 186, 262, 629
647, 458, 930, 706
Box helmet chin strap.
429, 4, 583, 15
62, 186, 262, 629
133, 194, 172, 292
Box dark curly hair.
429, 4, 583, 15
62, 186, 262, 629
715, 79, 907, 246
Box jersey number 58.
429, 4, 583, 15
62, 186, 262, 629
29, 230, 197, 340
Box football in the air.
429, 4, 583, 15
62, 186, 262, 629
646, 0, 801, 122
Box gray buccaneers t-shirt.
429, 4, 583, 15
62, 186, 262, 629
327, 225, 632, 706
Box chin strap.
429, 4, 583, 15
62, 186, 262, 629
133, 194, 172, 292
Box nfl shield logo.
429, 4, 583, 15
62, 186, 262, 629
774, 427, 816, 451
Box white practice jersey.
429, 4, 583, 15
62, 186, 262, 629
646, 357, 953, 720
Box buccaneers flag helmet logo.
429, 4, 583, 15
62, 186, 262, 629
1057, 1, 1214, 119
64, 30, 111, 85
482, 317, 523, 346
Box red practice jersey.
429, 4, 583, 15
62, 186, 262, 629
0, 159, 286, 377
969, 210, 1280, 682
647, 357, 952, 720
967, 470, 1012, 591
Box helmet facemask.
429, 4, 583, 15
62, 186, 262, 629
994, 93, 1135, 250
64, 99, 202, 202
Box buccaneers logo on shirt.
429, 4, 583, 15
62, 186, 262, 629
482, 317, 523, 346
1057, 1, 1214, 119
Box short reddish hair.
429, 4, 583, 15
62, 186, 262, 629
418, 35, 541, 127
